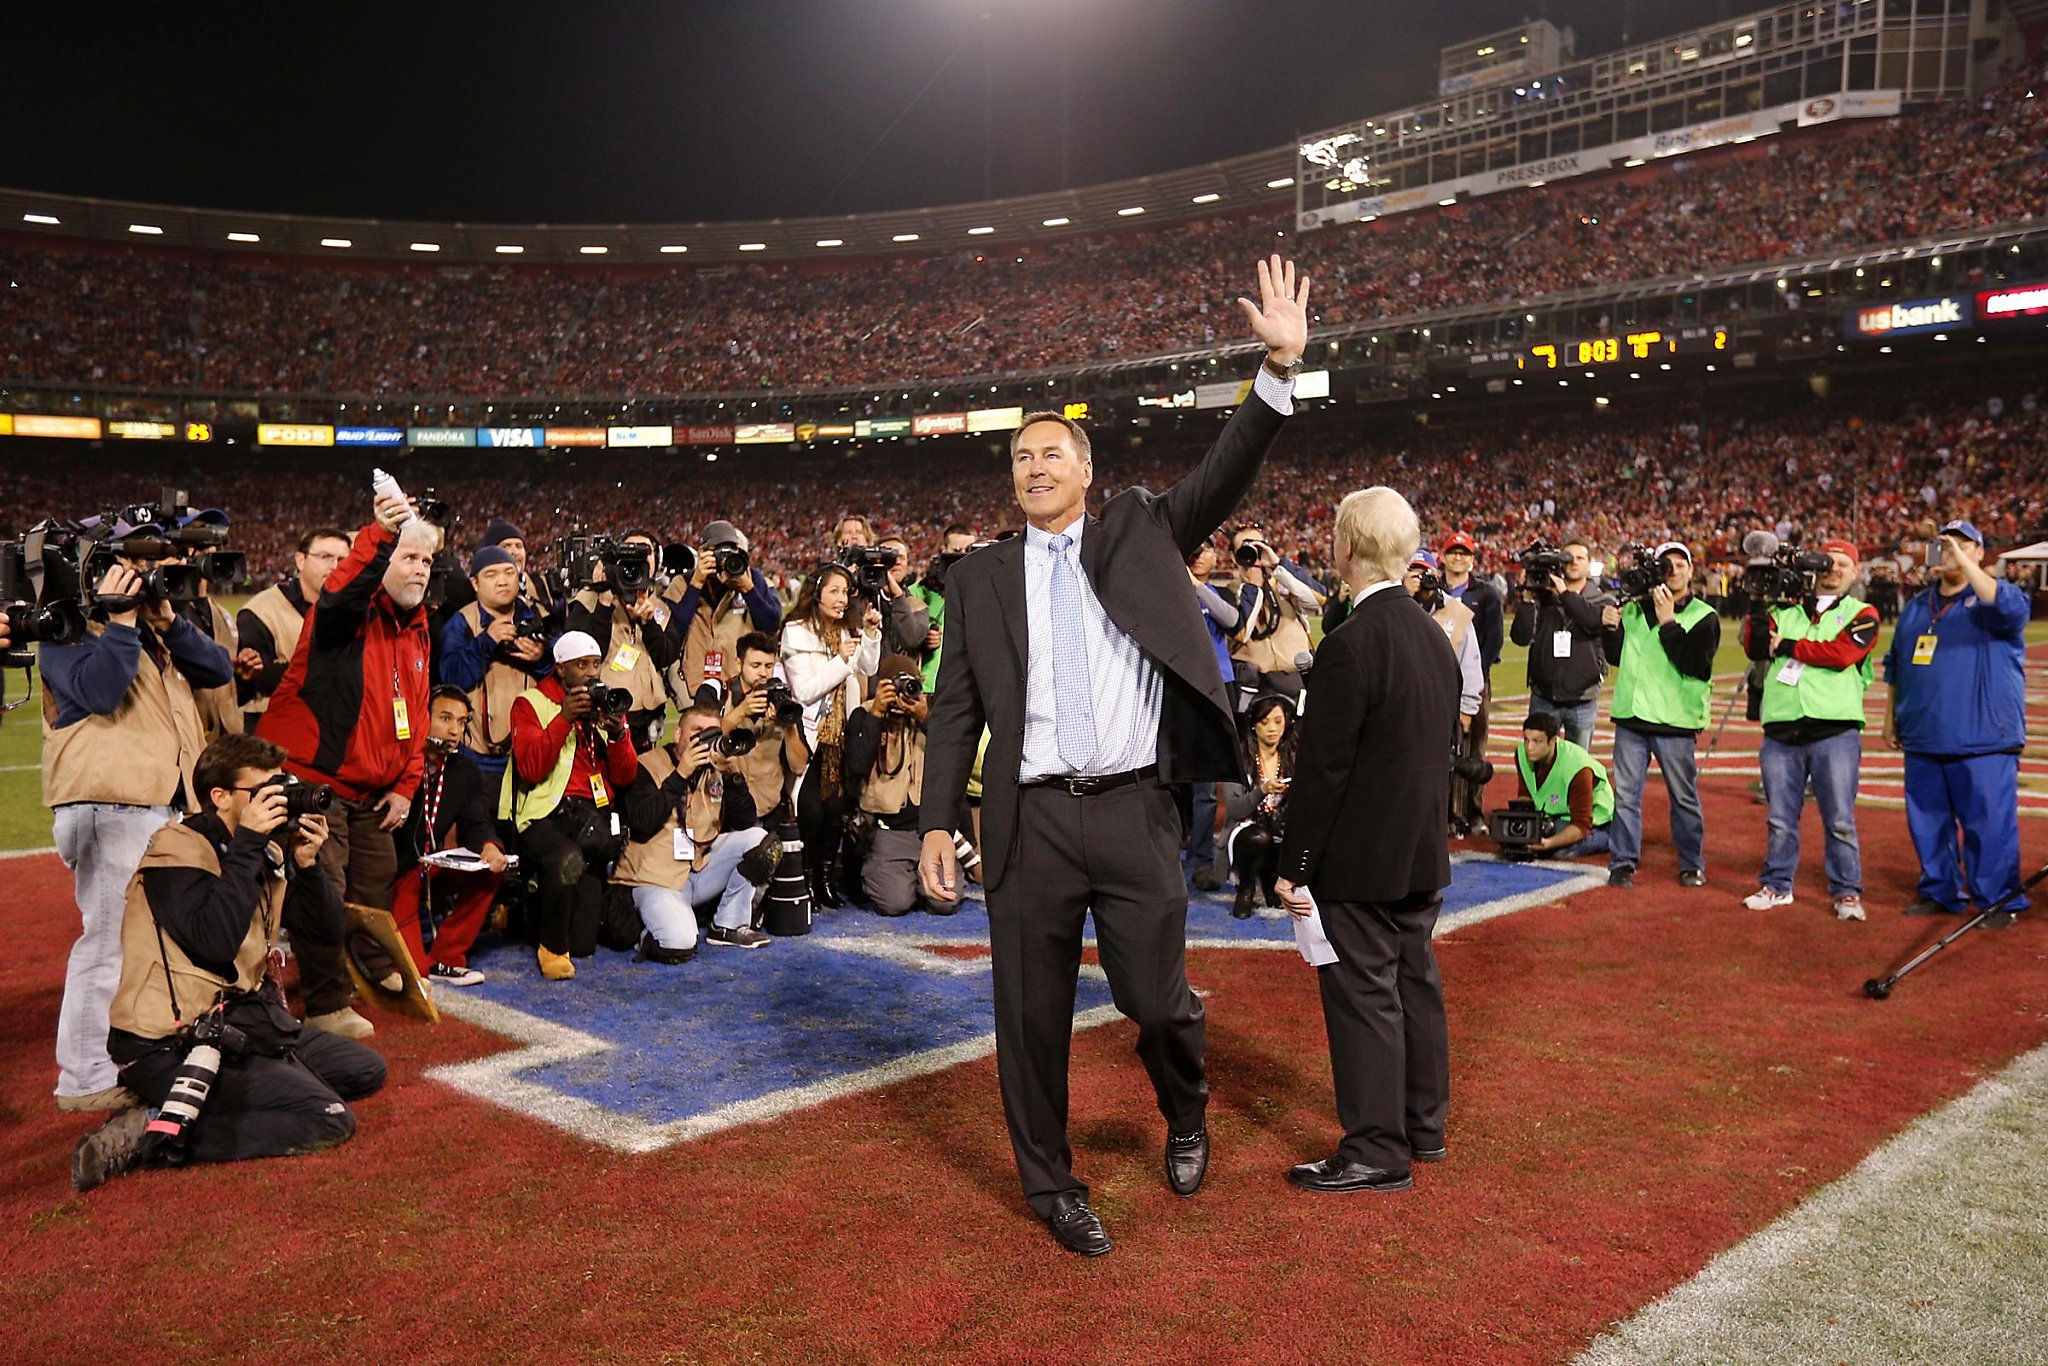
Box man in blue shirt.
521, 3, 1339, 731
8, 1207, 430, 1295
1883, 520, 2031, 926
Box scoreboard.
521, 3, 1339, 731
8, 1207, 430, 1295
1464, 325, 1732, 378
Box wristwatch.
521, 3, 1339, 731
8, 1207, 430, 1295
1263, 354, 1304, 380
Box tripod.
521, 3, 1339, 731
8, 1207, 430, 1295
1863, 863, 2048, 999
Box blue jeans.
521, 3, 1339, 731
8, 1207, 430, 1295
1187, 781, 1219, 869
1554, 825, 1611, 860
1529, 694, 1598, 751
630, 826, 770, 949
1903, 751, 2027, 913
1608, 725, 1705, 873
1758, 729, 1863, 898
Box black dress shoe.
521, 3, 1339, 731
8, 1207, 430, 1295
1903, 898, 1953, 917
1982, 910, 2018, 930
1165, 1128, 1209, 1197
1411, 1145, 1447, 1164
1285, 1155, 1413, 1194
1231, 885, 1256, 919
1040, 1192, 1112, 1257
1608, 865, 1635, 889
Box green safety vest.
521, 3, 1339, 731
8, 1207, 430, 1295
1516, 738, 1615, 829
1759, 595, 1874, 726
498, 688, 577, 832
910, 582, 946, 692
1610, 596, 1715, 731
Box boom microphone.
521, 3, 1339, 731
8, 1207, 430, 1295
1741, 529, 1781, 560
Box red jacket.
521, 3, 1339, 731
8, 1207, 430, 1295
257, 521, 431, 802
510, 675, 639, 808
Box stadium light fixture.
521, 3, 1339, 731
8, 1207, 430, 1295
579, 245, 609, 255
23, 213, 59, 225
1266, 177, 1295, 188
968, 226, 994, 235
1042, 217, 1070, 227
739, 242, 767, 250
1360, 214, 1377, 223
128, 224, 163, 235
410, 242, 441, 253
1623, 158, 1646, 168
1191, 193, 1220, 204
319, 238, 352, 248
1526, 181, 1546, 189
227, 232, 260, 243
816, 239, 844, 247
495, 244, 525, 254
892, 233, 920, 242
1116, 206, 1144, 217
659, 244, 688, 253
1438, 198, 1458, 207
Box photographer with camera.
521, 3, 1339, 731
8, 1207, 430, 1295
873, 535, 932, 661
1405, 550, 1484, 736
390, 687, 508, 986
719, 632, 811, 820
1438, 532, 1502, 834
438, 544, 554, 785
834, 515, 876, 551
564, 531, 680, 742
908, 523, 979, 692
1497, 713, 1613, 860
1187, 539, 1243, 891
1600, 542, 1720, 889
69, 732, 384, 1192
1737, 540, 1879, 919
237, 527, 349, 734
41, 512, 236, 1113
669, 520, 781, 699
842, 654, 944, 916
1508, 540, 1613, 752
1230, 522, 1324, 701
159, 509, 245, 743
782, 562, 883, 909
1884, 520, 2030, 925
611, 703, 776, 958
503, 631, 641, 978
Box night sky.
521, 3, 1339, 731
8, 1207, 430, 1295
11, 0, 1747, 224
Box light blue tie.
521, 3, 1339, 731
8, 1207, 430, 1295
1048, 534, 1098, 770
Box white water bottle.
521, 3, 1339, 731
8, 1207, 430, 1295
370, 467, 419, 530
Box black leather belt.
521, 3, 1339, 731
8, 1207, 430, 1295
1025, 765, 1158, 797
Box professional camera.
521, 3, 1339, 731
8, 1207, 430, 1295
1409, 568, 1444, 596
921, 542, 990, 598
1614, 544, 1667, 604
3, 488, 235, 626
554, 535, 692, 600
710, 544, 751, 580
839, 544, 900, 603
889, 672, 924, 703
1233, 540, 1267, 568
759, 677, 803, 727
413, 488, 451, 530
512, 608, 551, 645
586, 684, 635, 717
1517, 540, 1571, 595
1452, 751, 1496, 788
1487, 800, 1549, 851
1737, 540, 1833, 663
1, 538, 89, 665
145, 1005, 252, 1162
258, 773, 336, 819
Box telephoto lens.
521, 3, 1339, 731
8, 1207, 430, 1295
1234, 541, 1262, 568
891, 672, 924, 701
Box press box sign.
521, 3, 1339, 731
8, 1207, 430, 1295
1843, 295, 1971, 340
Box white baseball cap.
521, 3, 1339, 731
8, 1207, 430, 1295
1652, 540, 1692, 564
552, 630, 603, 663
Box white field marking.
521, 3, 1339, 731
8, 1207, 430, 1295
0, 763, 42, 772
1574, 1042, 2048, 1366
426, 864, 1604, 1150
0, 846, 57, 860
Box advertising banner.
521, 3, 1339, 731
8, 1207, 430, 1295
734, 423, 796, 445
408, 427, 476, 448
681, 425, 736, 445
545, 426, 608, 447
1196, 379, 1252, 410
1843, 295, 1971, 340
1798, 90, 1902, 126
912, 413, 968, 436
1976, 281, 2048, 324
966, 406, 1025, 433
257, 422, 335, 447
477, 426, 546, 448
1295, 369, 1332, 400
607, 425, 675, 448
335, 426, 407, 447
14, 414, 104, 439
1136, 390, 1195, 409
855, 417, 913, 438
0, 414, 11, 436
796, 422, 857, 440
108, 420, 178, 440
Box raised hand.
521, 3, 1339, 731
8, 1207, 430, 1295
1236, 254, 1311, 367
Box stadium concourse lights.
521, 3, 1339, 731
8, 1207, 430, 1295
968, 226, 994, 235
226, 232, 260, 243
659, 244, 688, 253
1191, 193, 1220, 204
1266, 177, 1295, 188
410, 242, 440, 253
128, 224, 163, 235
891, 233, 920, 242
1042, 217, 1070, 227
739, 242, 767, 251
816, 238, 844, 247
23, 213, 59, 225
1117, 206, 1145, 217
579, 245, 609, 255
319, 238, 352, 248
495, 244, 525, 254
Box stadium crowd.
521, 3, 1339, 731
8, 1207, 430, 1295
3, 58, 2042, 398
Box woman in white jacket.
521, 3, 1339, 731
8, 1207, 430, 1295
780, 562, 881, 908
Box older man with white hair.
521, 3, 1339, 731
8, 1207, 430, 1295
257, 490, 437, 1038
1274, 485, 1460, 1194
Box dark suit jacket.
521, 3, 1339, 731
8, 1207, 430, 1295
920, 389, 1289, 890
1279, 586, 1460, 902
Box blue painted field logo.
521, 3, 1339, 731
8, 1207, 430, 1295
429, 858, 1599, 1151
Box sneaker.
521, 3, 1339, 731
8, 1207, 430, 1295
707, 924, 771, 949
537, 946, 576, 980
1678, 869, 1707, 888
1743, 888, 1794, 911
304, 1006, 375, 1039
378, 971, 405, 992
1833, 896, 1867, 922
71, 1106, 153, 1193
55, 1085, 140, 1114
1982, 910, 2018, 930
1607, 866, 1635, 889
428, 963, 486, 987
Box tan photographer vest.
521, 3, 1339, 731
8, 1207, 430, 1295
193, 599, 243, 742
456, 601, 534, 758
611, 747, 730, 888
677, 587, 756, 696
42, 621, 207, 810
859, 723, 926, 816
1433, 594, 1475, 660
572, 589, 668, 712
240, 583, 306, 719
1233, 580, 1314, 676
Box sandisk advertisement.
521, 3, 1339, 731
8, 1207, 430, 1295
1976, 280, 2048, 325
1842, 295, 1971, 340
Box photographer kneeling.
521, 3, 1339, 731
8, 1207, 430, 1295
843, 656, 944, 917
503, 631, 641, 979
72, 733, 385, 1192
1221, 694, 1296, 919
1498, 713, 1613, 860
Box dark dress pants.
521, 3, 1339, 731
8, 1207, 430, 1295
1315, 892, 1449, 1169
520, 801, 612, 956
117, 1028, 386, 1164
983, 777, 1208, 1218
301, 793, 400, 1015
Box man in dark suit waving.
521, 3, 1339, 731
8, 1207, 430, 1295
919, 255, 1311, 1256
1275, 486, 1459, 1193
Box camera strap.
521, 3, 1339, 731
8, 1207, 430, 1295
153, 919, 186, 1027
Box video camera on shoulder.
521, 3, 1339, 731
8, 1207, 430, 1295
1613, 544, 1667, 605
555, 534, 692, 601
1517, 540, 1571, 596
1736, 532, 1832, 662
2, 488, 242, 648
839, 544, 900, 603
